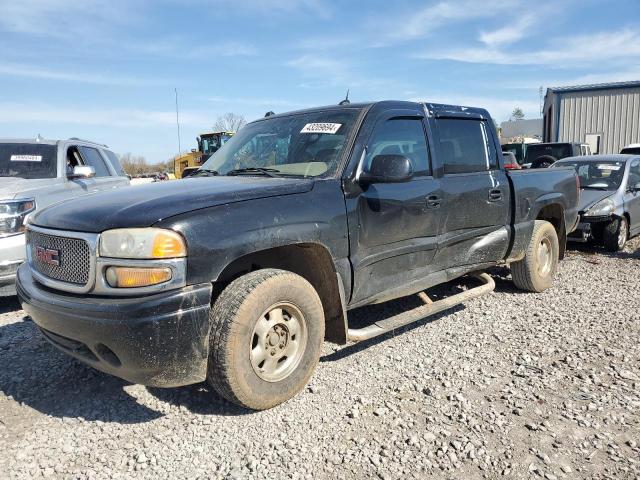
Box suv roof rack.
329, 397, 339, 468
68, 137, 109, 148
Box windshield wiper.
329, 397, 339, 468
226, 167, 281, 178
191, 168, 219, 177
581, 185, 609, 191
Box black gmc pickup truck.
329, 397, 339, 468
17, 101, 579, 410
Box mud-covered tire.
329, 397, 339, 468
602, 217, 628, 252
207, 269, 324, 410
511, 220, 559, 292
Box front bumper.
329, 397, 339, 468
0, 233, 26, 295
568, 215, 612, 243
16, 264, 212, 387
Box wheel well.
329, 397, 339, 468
213, 243, 347, 344
537, 204, 566, 259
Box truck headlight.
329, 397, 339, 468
0, 198, 36, 237
584, 197, 615, 217
99, 228, 187, 259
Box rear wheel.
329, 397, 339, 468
603, 217, 628, 252
511, 220, 559, 292
207, 269, 324, 410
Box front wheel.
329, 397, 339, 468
602, 217, 628, 252
511, 220, 559, 292
207, 269, 324, 410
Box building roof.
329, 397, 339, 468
547, 80, 640, 95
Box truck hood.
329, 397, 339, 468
0, 177, 62, 200
31, 176, 314, 233
578, 189, 615, 212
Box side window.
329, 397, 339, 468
437, 119, 497, 174
78, 146, 111, 177
364, 118, 430, 176
104, 150, 126, 176
629, 160, 640, 187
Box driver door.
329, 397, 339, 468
347, 110, 442, 305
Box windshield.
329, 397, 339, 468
554, 160, 625, 190
525, 144, 572, 163
0, 143, 57, 179
200, 109, 360, 178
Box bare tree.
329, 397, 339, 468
213, 112, 247, 132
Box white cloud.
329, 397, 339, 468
479, 14, 535, 47
0, 102, 212, 129
417, 29, 640, 67
207, 96, 307, 108
374, 0, 521, 42
0, 62, 153, 86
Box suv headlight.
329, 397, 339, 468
584, 197, 615, 217
100, 228, 186, 259
0, 198, 36, 237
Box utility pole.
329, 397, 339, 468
539, 86, 543, 117
175, 88, 182, 155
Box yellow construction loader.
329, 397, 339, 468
174, 131, 234, 178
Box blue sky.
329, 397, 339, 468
1, 0, 639, 163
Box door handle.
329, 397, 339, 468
488, 189, 503, 202
426, 195, 441, 208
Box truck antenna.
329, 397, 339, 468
175, 88, 182, 154
339, 90, 350, 105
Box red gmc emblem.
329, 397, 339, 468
35, 246, 60, 266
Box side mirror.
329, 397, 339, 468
68, 165, 95, 179
359, 154, 413, 185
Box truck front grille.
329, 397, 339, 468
27, 230, 91, 285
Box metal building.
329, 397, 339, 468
543, 80, 640, 154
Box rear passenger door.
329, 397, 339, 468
432, 116, 511, 268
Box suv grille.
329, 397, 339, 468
27, 230, 91, 285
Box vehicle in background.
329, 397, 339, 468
621, 143, 640, 155
501, 138, 540, 166
526, 142, 592, 169
502, 151, 521, 170
553, 155, 640, 251
180, 166, 200, 179
174, 131, 235, 179
17, 101, 579, 410
0, 137, 130, 296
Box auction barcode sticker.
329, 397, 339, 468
10, 154, 42, 162
597, 164, 621, 170
300, 123, 342, 134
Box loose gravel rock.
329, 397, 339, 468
1, 239, 639, 479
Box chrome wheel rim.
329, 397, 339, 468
249, 302, 307, 382
538, 237, 553, 277
618, 220, 628, 248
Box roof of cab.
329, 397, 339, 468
248, 100, 493, 123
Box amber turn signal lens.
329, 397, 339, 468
105, 267, 172, 288
152, 231, 187, 258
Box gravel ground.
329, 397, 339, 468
1, 239, 639, 480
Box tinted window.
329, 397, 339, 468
629, 159, 640, 187
437, 119, 496, 174
104, 150, 126, 176
0, 143, 57, 179
78, 146, 110, 177
621, 147, 640, 155
364, 118, 430, 176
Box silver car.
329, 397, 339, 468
553, 155, 640, 251
1, 137, 130, 295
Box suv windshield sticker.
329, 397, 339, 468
300, 123, 342, 134
10, 154, 42, 162
597, 164, 621, 170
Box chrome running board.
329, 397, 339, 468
347, 273, 495, 342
